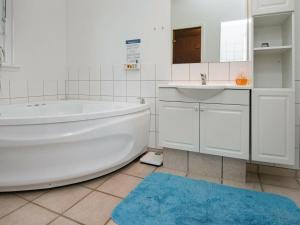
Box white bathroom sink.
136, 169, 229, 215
158, 82, 250, 90
158, 82, 250, 100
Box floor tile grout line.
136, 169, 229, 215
104, 217, 113, 225
257, 173, 265, 192
14, 189, 52, 202
30, 194, 90, 225
0, 201, 30, 221
94, 189, 127, 200
46, 214, 61, 225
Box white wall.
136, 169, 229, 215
66, 0, 171, 67
0, 0, 67, 104
295, 0, 300, 169
172, 0, 247, 62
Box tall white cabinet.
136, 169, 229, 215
252, 5, 296, 165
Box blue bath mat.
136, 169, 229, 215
112, 173, 300, 225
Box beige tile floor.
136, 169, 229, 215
1, 160, 300, 225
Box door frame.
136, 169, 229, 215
172, 24, 206, 64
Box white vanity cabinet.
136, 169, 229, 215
252, 0, 294, 15
200, 104, 249, 160
159, 88, 250, 160
159, 101, 200, 152
252, 89, 295, 165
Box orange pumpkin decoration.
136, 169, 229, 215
235, 74, 249, 86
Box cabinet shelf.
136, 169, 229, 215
254, 46, 292, 55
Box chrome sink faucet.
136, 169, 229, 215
201, 73, 207, 85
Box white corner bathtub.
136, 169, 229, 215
0, 100, 150, 192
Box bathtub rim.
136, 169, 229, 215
0, 100, 150, 126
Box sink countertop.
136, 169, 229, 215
158, 82, 252, 90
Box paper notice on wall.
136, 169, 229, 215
126, 39, 141, 64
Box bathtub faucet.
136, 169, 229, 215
137, 97, 145, 104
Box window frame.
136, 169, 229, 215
0, 0, 14, 66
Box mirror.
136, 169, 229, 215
172, 0, 248, 63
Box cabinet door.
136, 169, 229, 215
252, 0, 294, 15
252, 89, 295, 165
200, 104, 249, 160
159, 101, 199, 152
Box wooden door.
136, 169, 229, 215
173, 27, 201, 64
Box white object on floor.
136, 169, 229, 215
140, 151, 163, 166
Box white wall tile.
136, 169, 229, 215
114, 96, 126, 102
127, 96, 140, 103
209, 63, 230, 81
28, 80, 43, 97
113, 64, 126, 81
44, 96, 58, 101
58, 95, 66, 100
10, 98, 27, 104
156, 81, 169, 96
229, 62, 251, 81
90, 81, 101, 96
172, 64, 189, 81
296, 104, 300, 126
150, 115, 156, 131
0, 99, 10, 105
127, 70, 141, 81
29, 96, 44, 103
89, 95, 102, 101
44, 80, 58, 96
148, 131, 157, 148
296, 126, 300, 149
101, 96, 113, 101
79, 95, 90, 100
68, 67, 79, 80
296, 81, 300, 103
101, 64, 114, 80
141, 64, 156, 81
67, 95, 79, 100
141, 81, 156, 98
0, 79, 10, 99
68, 81, 78, 95
79, 67, 90, 81
101, 81, 113, 96
127, 81, 140, 97
155, 98, 160, 115
145, 97, 156, 114
90, 66, 101, 81
114, 81, 126, 97
10, 80, 28, 98
156, 64, 171, 81
190, 63, 209, 81
58, 80, 66, 95
79, 81, 90, 95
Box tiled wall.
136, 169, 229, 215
65, 61, 250, 149
296, 77, 300, 168
0, 79, 66, 105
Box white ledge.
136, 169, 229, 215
0, 64, 21, 72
